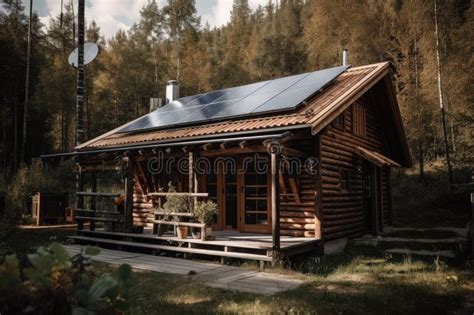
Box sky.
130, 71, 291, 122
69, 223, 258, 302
19, 0, 269, 39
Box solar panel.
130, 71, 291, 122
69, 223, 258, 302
119, 65, 349, 133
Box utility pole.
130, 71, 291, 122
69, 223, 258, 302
434, 0, 453, 189
76, 0, 85, 146
21, 0, 33, 163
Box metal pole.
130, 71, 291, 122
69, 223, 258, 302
76, 0, 85, 146
21, 0, 33, 163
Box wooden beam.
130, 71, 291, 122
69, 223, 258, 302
379, 167, 384, 233
200, 146, 265, 157
288, 177, 301, 204
370, 164, 378, 235
124, 157, 134, 233
90, 172, 97, 231
76, 165, 84, 230
314, 135, 323, 240
283, 147, 306, 158
201, 143, 212, 151
271, 151, 281, 258
239, 140, 248, 148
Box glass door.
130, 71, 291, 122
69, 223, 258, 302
240, 160, 270, 233
204, 161, 222, 229
224, 170, 238, 230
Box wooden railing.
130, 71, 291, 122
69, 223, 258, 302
75, 192, 122, 231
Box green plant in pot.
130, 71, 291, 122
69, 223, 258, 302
162, 183, 191, 239
193, 199, 218, 240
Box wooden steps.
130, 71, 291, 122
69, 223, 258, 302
69, 235, 273, 262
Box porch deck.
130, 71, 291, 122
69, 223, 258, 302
69, 229, 321, 264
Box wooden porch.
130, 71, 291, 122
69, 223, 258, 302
69, 228, 320, 264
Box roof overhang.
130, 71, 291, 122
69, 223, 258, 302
354, 146, 401, 168
41, 130, 303, 160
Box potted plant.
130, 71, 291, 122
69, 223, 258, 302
162, 183, 191, 239
193, 199, 218, 240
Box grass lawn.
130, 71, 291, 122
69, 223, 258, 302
2, 227, 473, 314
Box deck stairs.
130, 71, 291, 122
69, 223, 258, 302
352, 227, 468, 263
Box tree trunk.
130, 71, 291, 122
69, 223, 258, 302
21, 0, 33, 164
433, 0, 453, 188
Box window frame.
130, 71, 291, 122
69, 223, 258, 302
334, 113, 345, 129
352, 103, 366, 137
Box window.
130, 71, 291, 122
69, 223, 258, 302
352, 103, 366, 136
340, 169, 350, 191
334, 114, 345, 129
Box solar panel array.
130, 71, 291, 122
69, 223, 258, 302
119, 65, 349, 133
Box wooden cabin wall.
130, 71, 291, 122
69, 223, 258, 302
381, 167, 391, 226
319, 93, 391, 240
279, 134, 317, 237
132, 158, 154, 228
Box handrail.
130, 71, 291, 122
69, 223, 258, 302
76, 192, 119, 197
148, 192, 209, 198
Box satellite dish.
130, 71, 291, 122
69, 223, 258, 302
68, 42, 99, 68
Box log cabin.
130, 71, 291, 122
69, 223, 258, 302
42, 61, 411, 264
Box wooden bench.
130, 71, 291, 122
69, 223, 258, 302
147, 192, 209, 240
148, 215, 207, 241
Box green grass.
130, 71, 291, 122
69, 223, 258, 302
3, 227, 472, 314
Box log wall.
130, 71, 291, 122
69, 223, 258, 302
319, 94, 392, 240
279, 135, 317, 237
132, 160, 154, 228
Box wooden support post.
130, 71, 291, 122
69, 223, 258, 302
124, 157, 134, 233
192, 152, 199, 211
379, 167, 384, 233
370, 165, 378, 235
314, 135, 323, 240
471, 193, 474, 256
388, 168, 393, 226
271, 151, 281, 257
76, 164, 84, 230
90, 172, 97, 231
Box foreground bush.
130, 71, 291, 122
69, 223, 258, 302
0, 243, 133, 315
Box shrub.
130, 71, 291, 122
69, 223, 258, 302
0, 243, 133, 314
161, 182, 191, 214
194, 199, 218, 225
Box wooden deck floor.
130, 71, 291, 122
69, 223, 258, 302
70, 228, 321, 263
65, 244, 303, 295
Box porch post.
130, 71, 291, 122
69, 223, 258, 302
124, 157, 134, 233
270, 149, 281, 256
76, 164, 84, 230
314, 135, 323, 240
90, 172, 97, 231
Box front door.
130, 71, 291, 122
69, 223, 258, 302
204, 156, 271, 233
204, 160, 239, 230
364, 162, 382, 235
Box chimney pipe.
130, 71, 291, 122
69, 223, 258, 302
166, 80, 179, 104
149, 97, 162, 112
342, 49, 348, 66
